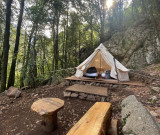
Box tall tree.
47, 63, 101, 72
0, 0, 13, 92
7, 0, 25, 88
51, 0, 63, 70
0, 1, 5, 77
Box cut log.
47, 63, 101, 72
67, 102, 112, 135
106, 119, 118, 135
31, 98, 64, 132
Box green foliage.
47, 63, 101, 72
0, 0, 160, 90
122, 112, 131, 126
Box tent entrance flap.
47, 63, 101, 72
83, 51, 111, 74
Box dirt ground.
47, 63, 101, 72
0, 80, 160, 135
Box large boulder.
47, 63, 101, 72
103, 19, 160, 69
121, 95, 160, 135
6, 86, 21, 98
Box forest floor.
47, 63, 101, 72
0, 67, 160, 135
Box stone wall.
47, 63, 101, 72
64, 80, 130, 102
65, 80, 126, 89
64, 91, 110, 102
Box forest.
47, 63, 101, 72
0, 0, 160, 92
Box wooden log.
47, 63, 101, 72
106, 119, 118, 135
41, 112, 57, 132
67, 102, 112, 135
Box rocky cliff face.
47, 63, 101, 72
103, 19, 160, 69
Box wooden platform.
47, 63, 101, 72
65, 76, 145, 87
66, 102, 112, 135
66, 84, 108, 97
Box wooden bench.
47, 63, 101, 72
67, 102, 112, 135
31, 98, 64, 132
107, 119, 118, 135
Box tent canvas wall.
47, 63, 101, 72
75, 43, 130, 81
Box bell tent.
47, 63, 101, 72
75, 43, 130, 81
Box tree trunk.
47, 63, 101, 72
52, 16, 56, 71
28, 33, 37, 88
62, 26, 65, 69
7, 0, 25, 88
74, 37, 77, 66
54, 11, 60, 70
78, 30, 81, 64
89, 2, 93, 48
20, 31, 27, 87
22, 24, 36, 86
97, 0, 105, 43
90, 15, 93, 48
41, 38, 45, 76
65, 8, 69, 69
0, 0, 13, 92
119, 0, 123, 30
33, 33, 37, 78
0, 52, 2, 79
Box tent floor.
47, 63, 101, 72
65, 76, 145, 87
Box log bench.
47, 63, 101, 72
67, 102, 112, 135
31, 98, 64, 132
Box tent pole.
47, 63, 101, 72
113, 57, 119, 82
100, 52, 101, 74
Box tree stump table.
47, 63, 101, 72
31, 98, 64, 132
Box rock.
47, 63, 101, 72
79, 81, 85, 85
6, 86, 21, 98
155, 109, 160, 115
65, 81, 70, 86
103, 84, 109, 87
89, 82, 95, 86
151, 87, 160, 93
121, 95, 160, 135
106, 97, 110, 102
79, 93, 87, 98
20, 86, 30, 90
96, 83, 100, 86
79, 96, 86, 100
71, 93, 78, 98
86, 95, 96, 101
112, 85, 119, 88
0, 110, 2, 115
63, 91, 71, 97
36, 120, 41, 124
150, 111, 158, 117
34, 94, 38, 97
151, 96, 157, 101
95, 95, 101, 101
71, 109, 75, 113
101, 97, 106, 102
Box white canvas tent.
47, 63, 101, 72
75, 43, 130, 81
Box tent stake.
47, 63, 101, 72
113, 57, 119, 83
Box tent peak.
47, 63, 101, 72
95, 43, 108, 51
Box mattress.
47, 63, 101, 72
85, 73, 98, 77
